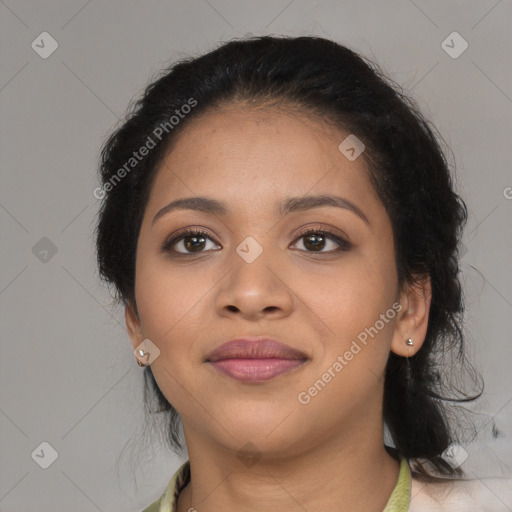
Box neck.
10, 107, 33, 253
177, 420, 400, 512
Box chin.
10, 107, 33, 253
221, 414, 310, 453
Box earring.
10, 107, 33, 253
135, 346, 149, 367
406, 338, 414, 346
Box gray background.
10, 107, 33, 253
1, 1, 511, 511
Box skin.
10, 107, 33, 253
126, 104, 432, 512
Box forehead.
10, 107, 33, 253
165, 105, 342, 166
145, 106, 381, 220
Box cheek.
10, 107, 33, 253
298, 254, 396, 336
300, 275, 397, 415
134, 252, 213, 348
133, 255, 212, 406
302, 252, 398, 388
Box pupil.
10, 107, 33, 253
304, 233, 325, 251
185, 235, 206, 252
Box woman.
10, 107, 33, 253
94, 36, 511, 511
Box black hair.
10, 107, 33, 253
95, 35, 481, 479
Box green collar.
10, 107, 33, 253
383, 457, 412, 511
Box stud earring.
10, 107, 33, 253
135, 346, 150, 367
406, 338, 414, 346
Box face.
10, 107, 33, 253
127, 104, 422, 459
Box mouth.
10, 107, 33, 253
205, 337, 309, 383
208, 358, 307, 383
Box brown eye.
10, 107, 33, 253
291, 229, 351, 253
303, 232, 327, 251
162, 229, 220, 256
181, 234, 208, 252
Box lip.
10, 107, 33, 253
205, 337, 309, 383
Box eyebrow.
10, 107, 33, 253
152, 194, 369, 226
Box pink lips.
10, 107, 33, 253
205, 337, 308, 383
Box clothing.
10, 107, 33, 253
142, 457, 411, 512
141, 459, 190, 512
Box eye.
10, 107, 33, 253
161, 227, 351, 258
162, 228, 221, 256
290, 228, 351, 253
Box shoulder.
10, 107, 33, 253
409, 474, 512, 511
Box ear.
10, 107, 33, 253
125, 300, 145, 351
391, 274, 432, 357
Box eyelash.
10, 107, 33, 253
161, 227, 351, 258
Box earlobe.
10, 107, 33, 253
390, 275, 432, 357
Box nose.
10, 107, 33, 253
214, 245, 294, 321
